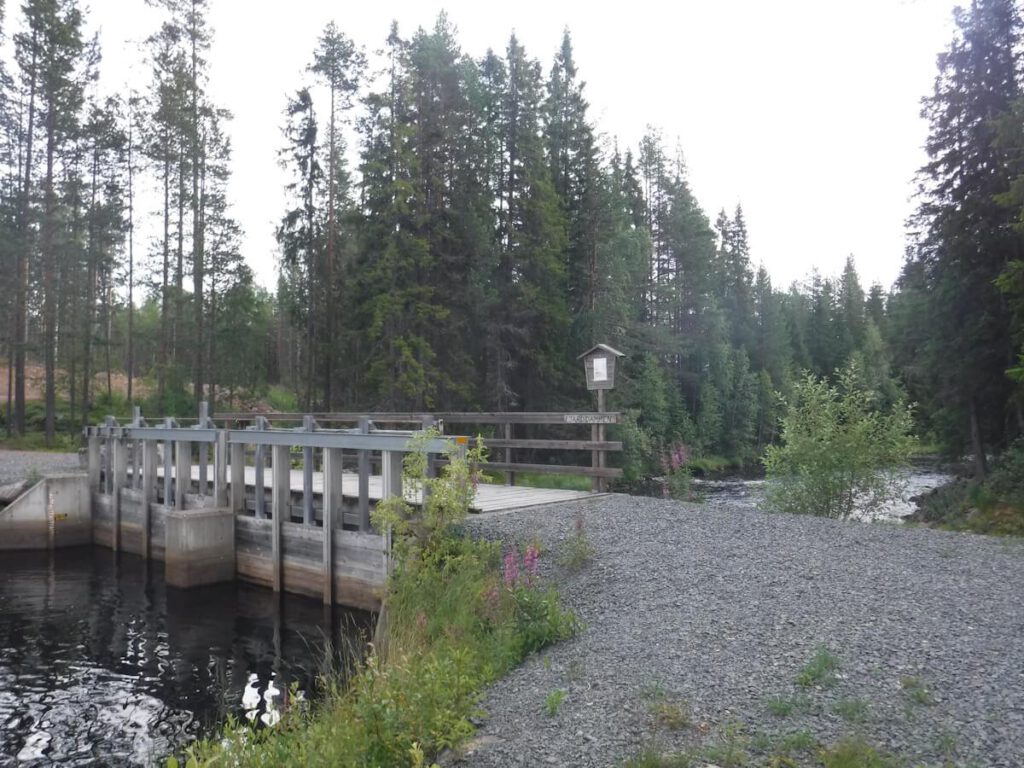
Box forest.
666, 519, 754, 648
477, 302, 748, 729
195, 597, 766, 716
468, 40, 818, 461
1, 0, 1023, 478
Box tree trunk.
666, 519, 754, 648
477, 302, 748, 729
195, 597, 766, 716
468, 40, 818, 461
14, 32, 38, 436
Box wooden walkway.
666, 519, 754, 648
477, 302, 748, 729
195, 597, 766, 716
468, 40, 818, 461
175, 465, 598, 513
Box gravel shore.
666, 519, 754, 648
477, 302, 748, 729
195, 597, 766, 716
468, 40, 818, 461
455, 494, 1024, 767
0, 450, 82, 487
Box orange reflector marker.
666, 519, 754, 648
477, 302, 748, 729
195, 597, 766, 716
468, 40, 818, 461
456, 436, 468, 445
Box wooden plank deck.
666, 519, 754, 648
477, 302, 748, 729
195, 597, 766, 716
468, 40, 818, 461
165, 465, 597, 513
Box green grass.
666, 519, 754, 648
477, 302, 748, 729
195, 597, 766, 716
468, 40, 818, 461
796, 645, 841, 688
559, 511, 595, 571
900, 675, 935, 706
833, 697, 870, 723
820, 736, 902, 768
687, 454, 735, 476
481, 470, 591, 491
265, 385, 299, 412
545, 688, 567, 716
0, 432, 80, 452
765, 693, 814, 717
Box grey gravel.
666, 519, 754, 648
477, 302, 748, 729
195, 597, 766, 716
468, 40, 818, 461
451, 494, 1024, 767
0, 449, 81, 487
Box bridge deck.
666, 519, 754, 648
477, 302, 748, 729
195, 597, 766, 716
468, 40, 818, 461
175, 465, 598, 513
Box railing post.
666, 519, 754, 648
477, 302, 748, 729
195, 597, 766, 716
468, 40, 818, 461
87, 430, 101, 492
103, 416, 115, 494
175, 438, 191, 511
271, 443, 290, 593
382, 450, 403, 501
504, 421, 515, 486
214, 429, 228, 508
111, 428, 128, 553
322, 447, 342, 605
303, 415, 315, 526
131, 406, 142, 489
198, 401, 209, 496
230, 440, 246, 514
254, 416, 267, 519
141, 438, 157, 561
163, 419, 174, 507
358, 416, 370, 531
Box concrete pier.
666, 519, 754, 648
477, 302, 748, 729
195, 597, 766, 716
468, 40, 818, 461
165, 507, 235, 589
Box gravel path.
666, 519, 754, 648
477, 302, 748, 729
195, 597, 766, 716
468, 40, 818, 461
454, 495, 1024, 767
0, 450, 81, 487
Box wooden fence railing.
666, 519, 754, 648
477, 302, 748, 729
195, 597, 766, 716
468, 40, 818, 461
215, 411, 624, 491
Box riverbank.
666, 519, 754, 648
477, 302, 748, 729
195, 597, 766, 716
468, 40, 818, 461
457, 495, 1024, 767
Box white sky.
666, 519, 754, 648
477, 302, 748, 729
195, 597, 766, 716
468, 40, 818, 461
82, 0, 957, 292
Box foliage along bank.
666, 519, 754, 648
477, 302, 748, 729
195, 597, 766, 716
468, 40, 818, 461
173, 435, 576, 767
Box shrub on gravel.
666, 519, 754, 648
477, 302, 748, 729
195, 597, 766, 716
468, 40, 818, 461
763, 364, 916, 519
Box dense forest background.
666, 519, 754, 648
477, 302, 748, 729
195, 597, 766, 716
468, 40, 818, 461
1, 0, 1023, 475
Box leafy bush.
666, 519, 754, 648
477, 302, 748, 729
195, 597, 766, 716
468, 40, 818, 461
763, 365, 916, 519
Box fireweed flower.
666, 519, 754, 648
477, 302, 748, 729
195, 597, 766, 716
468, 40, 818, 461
503, 550, 519, 587
523, 544, 539, 584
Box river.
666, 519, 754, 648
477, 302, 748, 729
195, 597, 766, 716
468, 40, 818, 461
692, 464, 955, 521
0, 548, 370, 767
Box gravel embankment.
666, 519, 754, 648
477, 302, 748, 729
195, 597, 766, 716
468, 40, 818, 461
0, 450, 82, 487
455, 495, 1024, 767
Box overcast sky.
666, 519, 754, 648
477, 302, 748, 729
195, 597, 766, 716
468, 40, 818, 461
81, 0, 958, 292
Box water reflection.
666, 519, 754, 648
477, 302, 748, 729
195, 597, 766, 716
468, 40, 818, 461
0, 547, 371, 766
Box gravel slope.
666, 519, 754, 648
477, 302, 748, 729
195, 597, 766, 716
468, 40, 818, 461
453, 495, 1024, 767
0, 450, 81, 486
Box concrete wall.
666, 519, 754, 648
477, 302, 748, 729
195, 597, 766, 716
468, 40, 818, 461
165, 507, 235, 589
0, 474, 91, 550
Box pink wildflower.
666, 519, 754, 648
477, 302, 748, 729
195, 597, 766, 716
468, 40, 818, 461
523, 544, 539, 584
503, 550, 519, 587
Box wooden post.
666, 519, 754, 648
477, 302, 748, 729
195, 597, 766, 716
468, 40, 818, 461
87, 432, 101, 492
141, 439, 157, 561
322, 447, 342, 605
592, 390, 606, 493
111, 434, 128, 553
271, 444, 290, 594
175, 439, 191, 510
303, 415, 315, 525
131, 406, 142, 489
214, 430, 228, 508
163, 418, 174, 507
504, 421, 515, 486
254, 416, 267, 519
103, 416, 115, 494
198, 402, 209, 496
382, 450, 403, 501
230, 441, 245, 514
421, 415, 435, 508
358, 416, 370, 531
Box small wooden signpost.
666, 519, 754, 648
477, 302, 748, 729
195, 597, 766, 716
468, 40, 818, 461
577, 344, 625, 491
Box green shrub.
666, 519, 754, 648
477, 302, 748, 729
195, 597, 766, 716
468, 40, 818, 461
763, 364, 916, 519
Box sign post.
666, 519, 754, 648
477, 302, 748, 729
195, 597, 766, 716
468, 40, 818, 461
577, 344, 625, 492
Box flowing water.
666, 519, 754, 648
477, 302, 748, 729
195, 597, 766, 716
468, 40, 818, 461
692, 464, 955, 521
0, 548, 370, 767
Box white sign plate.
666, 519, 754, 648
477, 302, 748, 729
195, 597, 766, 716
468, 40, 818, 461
592, 356, 608, 382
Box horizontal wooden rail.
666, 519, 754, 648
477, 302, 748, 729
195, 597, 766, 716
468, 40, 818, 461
436, 459, 623, 479
482, 439, 622, 451
216, 411, 622, 425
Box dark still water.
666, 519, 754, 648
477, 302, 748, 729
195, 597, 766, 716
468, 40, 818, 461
0, 547, 371, 767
